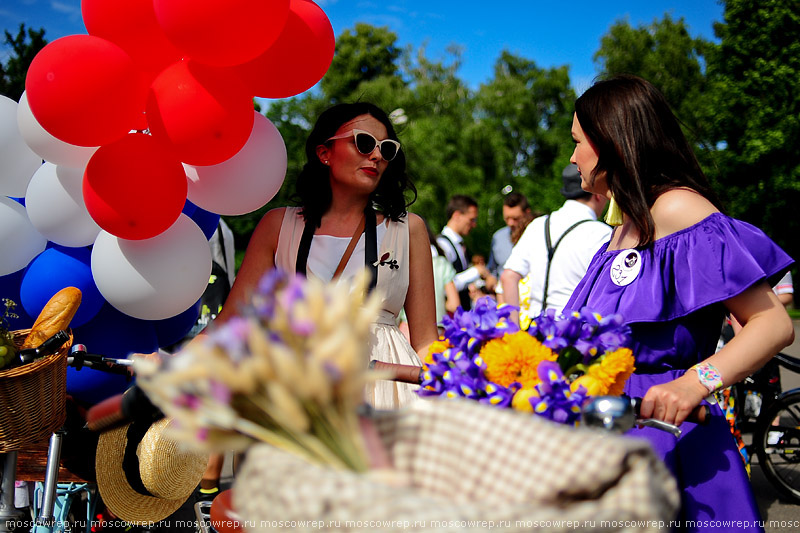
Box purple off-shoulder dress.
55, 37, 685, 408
564, 213, 793, 533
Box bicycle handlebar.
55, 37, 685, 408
68, 344, 133, 375
369, 359, 710, 428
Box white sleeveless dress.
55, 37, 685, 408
274, 207, 422, 409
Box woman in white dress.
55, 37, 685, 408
215, 103, 438, 409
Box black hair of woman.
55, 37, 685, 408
293, 102, 417, 227
574, 74, 723, 248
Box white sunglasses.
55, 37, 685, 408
325, 129, 401, 161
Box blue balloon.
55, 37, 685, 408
68, 303, 159, 405
181, 198, 198, 218
20, 245, 104, 327
152, 298, 201, 350
0, 269, 35, 330
187, 202, 221, 240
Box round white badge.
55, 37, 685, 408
609, 249, 642, 287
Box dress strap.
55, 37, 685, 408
295, 206, 378, 293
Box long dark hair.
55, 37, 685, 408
574, 75, 722, 247
293, 102, 417, 226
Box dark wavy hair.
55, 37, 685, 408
293, 102, 416, 227
574, 74, 722, 247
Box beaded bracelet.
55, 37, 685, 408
691, 361, 724, 395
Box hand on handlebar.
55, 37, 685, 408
638, 372, 711, 427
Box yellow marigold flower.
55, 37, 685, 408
570, 374, 607, 396
512, 388, 538, 412
573, 348, 636, 397
425, 338, 452, 366
481, 331, 557, 388
601, 348, 636, 396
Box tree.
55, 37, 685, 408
320, 23, 403, 104
476, 52, 576, 218
593, 15, 712, 143
703, 0, 800, 264
0, 24, 47, 101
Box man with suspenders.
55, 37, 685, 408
500, 164, 611, 326
437, 195, 483, 311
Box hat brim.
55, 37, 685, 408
95, 419, 207, 525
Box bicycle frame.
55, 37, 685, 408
32, 482, 97, 533
0, 345, 135, 533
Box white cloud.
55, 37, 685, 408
50, 1, 80, 16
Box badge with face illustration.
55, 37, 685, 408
610, 249, 642, 287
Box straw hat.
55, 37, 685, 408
95, 417, 208, 525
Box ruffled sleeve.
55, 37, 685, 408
565, 213, 794, 323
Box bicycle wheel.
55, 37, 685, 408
755, 389, 800, 503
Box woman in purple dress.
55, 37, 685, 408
564, 75, 794, 532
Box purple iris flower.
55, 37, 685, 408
527, 361, 588, 426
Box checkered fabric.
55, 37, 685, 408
234, 398, 679, 532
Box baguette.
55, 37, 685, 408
22, 287, 82, 350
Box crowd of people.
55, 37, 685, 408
166, 75, 794, 531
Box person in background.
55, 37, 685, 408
467, 254, 497, 306
487, 192, 533, 278
500, 164, 610, 325
398, 217, 459, 339
564, 74, 794, 531
204, 102, 439, 409
436, 195, 490, 311
195, 219, 236, 502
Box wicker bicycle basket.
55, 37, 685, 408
0, 329, 71, 452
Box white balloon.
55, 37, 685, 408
0, 95, 43, 197
0, 196, 47, 276
186, 111, 287, 215
91, 214, 212, 320
26, 162, 101, 247
16, 91, 99, 168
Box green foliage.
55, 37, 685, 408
0, 24, 47, 101
321, 23, 403, 104
476, 52, 576, 215
702, 0, 800, 265
594, 14, 711, 141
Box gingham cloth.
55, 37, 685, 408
234, 398, 679, 532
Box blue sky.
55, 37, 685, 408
1, 0, 724, 93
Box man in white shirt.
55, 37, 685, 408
501, 164, 611, 325
437, 195, 483, 310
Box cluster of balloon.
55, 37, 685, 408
0, 0, 334, 403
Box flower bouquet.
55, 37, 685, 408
133, 269, 382, 472
420, 297, 636, 426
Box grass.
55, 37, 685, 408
788, 308, 800, 321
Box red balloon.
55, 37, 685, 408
209, 490, 244, 533
233, 0, 334, 98
82, 0, 183, 81
152, 0, 290, 67
146, 60, 254, 166
83, 133, 187, 240
25, 35, 149, 147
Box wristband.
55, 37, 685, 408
691, 361, 724, 395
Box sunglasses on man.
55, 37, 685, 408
325, 129, 401, 161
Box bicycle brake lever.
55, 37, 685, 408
636, 418, 682, 437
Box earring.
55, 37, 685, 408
604, 195, 624, 226
323, 160, 329, 165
